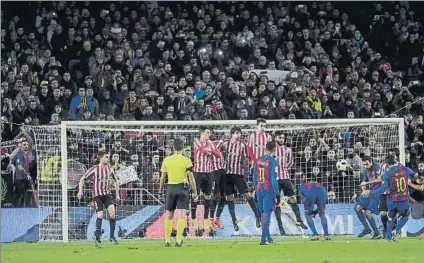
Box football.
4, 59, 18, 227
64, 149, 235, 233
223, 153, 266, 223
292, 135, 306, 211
336, 159, 348, 171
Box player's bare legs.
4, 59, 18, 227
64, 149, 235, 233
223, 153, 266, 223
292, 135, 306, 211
107, 204, 119, 244
288, 195, 308, 230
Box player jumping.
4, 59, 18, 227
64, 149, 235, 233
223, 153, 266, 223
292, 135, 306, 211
299, 181, 330, 241
355, 156, 382, 239
253, 141, 279, 245
77, 151, 120, 246
215, 127, 261, 230
362, 155, 415, 241
192, 127, 221, 236
274, 131, 307, 235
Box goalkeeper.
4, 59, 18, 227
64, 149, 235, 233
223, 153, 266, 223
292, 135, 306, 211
159, 139, 197, 247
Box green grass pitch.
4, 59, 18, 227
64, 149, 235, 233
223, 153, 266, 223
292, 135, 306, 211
2, 237, 422, 263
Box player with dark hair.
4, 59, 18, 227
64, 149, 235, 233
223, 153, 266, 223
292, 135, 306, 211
253, 141, 278, 245
274, 131, 307, 235
192, 127, 221, 236
247, 118, 272, 165
77, 151, 120, 246
215, 126, 261, 229
361, 148, 400, 236
159, 139, 197, 247
355, 156, 382, 239
362, 154, 416, 241
299, 180, 330, 241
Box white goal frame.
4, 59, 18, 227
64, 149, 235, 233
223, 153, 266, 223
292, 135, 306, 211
59, 118, 405, 242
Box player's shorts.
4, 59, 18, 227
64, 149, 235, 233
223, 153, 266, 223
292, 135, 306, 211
211, 169, 226, 195
358, 195, 380, 214
166, 183, 189, 211
278, 179, 295, 197
225, 174, 248, 195
93, 195, 115, 212
379, 194, 388, 212
387, 199, 410, 218
195, 172, 212, 196
256, 190, 276, 213
303, 188, 326, 214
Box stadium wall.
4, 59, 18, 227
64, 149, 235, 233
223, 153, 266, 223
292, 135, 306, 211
2, 204, 423, 243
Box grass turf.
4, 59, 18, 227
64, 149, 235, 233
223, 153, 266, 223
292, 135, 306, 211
1, 237, 422, 263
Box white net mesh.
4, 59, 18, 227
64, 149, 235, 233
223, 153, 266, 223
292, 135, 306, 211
32, 119, 402, 241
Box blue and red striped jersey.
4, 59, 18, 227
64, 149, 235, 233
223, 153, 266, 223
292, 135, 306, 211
362, 163, 381, 191
370, 165, 415, 201
252, 154, 278, 194
299, 181, 324, 200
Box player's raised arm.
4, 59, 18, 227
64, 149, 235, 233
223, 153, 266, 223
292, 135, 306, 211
210, 141, 222, 158
193, 138, 205, 153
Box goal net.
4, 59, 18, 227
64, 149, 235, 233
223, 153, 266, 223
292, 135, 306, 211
32, 119, 404, 242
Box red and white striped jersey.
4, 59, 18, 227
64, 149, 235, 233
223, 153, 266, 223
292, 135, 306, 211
221, 139, 248, 176
194, 138, 220, 173
209, 140, 223, 172
275, 145, 294, 180
247, 132, 272, 163
83, 164, 117, 198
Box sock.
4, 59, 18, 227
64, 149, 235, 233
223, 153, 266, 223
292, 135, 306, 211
386, 218, 394, 240
260, 213, 271, 243
210, 198, 217, 219
191, 200, 197, 220
305, 214, 318, 236
367, 216, 379, 235
247, 197, 260, 219
203, 199, 211, 221
192, 218, 199, 229
275, 206, 283, 228
381, 214, 388, 232
216, 198, 226, 218
289, 202, 302, 222
109, 218, 116, 238
164, 219, 173, 243
96, 218, 102, 240
227, 200, 237, 223
395, 216, 408, 232
392, 217, 398, 231
176, 218, 185, 244
319, 212, 329, 236
355, 209, 370, 231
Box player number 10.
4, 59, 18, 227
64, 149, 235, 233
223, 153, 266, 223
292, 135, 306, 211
259, 168, 265, 182
394, 177, 406, 193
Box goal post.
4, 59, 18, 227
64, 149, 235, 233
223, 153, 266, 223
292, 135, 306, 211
32, 118, 405, 243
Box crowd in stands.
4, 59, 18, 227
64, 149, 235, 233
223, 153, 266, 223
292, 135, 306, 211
1, 1, 424, 207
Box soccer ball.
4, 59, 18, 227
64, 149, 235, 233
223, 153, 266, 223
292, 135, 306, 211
336, 159, 348, 171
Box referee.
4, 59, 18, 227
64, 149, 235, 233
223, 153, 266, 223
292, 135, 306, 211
159, 139, 197, 247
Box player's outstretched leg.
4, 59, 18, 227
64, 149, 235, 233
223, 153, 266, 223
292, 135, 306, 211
289, 196, 307, 229
274, 196, 285, 235
385, 216, 396, 241
305, 213, 319, 240
355, 205, 372, 237
245, 193, 261, 228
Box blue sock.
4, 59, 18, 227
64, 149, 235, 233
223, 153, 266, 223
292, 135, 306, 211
395, 216, 408, 232
319, 212, 329, 236
305, 214, 318, 236
355, 209, 370, 231
367, 216, 379, 235
386, 218, 394, 240
260, 214, 267, 243
263, 212, 272, 242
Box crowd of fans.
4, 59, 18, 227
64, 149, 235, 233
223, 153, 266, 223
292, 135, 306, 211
1, 1, 424, 208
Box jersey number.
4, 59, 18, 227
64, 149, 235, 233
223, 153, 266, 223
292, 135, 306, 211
258, 168, 265, 183
394, 177, 407, 193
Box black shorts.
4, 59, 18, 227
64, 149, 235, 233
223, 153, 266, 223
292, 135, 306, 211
212, 169, 226, 195
93, 195, 114, 212
278, 179, 295, 197
166, 183, 189, 211
379, 194, 388, 212
195, 172, 212, 196
225, 174, 248, 195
